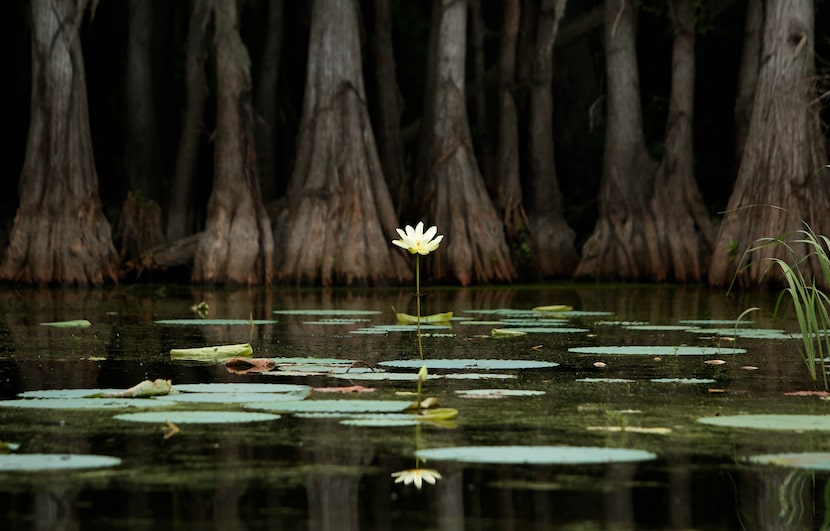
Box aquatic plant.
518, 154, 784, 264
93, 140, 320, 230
392, 222, 447, 409
739, 222, 830, 389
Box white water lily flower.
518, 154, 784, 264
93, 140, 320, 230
392, 222, 443, 255
391, 468, 443, 489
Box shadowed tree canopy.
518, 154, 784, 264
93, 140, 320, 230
277, 0, 410, 286
709, 0, 830, 288
0, 0, 118, 285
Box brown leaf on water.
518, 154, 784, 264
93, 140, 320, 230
224, 357, 276, 374
783, 390, 830, 397
704, 359, 726, 365
162, 420, 181, 440
313, 385, 375, 394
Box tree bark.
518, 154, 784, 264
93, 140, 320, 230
649, 0, 714, 282
733, 0, 763, 170
527, 0, 578, 276
413, 0, 515, 285
574, 0, 659, 280
125, 0, 162, 201
167, 0, 211, 241
495, 0, 528, 242
709, 0, 830, 288
192, 0, 274, 285
0, 0, 118, 285
254, 0, 284, 204
373, 0, 408, 213
277, 0, 410, 286
469, 0, 495, 190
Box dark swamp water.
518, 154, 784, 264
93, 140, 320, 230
0, 283, 828, 530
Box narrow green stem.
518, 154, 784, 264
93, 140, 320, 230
416, 254, 423, 360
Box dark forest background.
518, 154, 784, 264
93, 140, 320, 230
3, 0, 830, 286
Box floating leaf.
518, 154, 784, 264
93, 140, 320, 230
0, 441, 20, 453
586, 426, 672, 435
169, 343, 253, 361
152, 392, 305, 404
273, 309, 382, 316
19, 389, 124, 399
698, 414, 830, 431
747, 452, 830, 470
495, 327, 589, 334
415, 445, 657, 465
174, 383, 310, 394
350, 324, 450, 334
155, 319, 277, 326
340, 417, 419, 427
114, 411, 281, 424
650, 378, 716, 384
39, 319, 92, 328
491, 328, 527, 338
623, 325, 698, 331
685, 327, 790, 339
576, 378, 634, 383
0, 454, 121, 471
454, 389, 545, 399
224, 357, 276, 373
783, 390, 830, 397
313, 386, 375, 394
85, 379, 172, 398
678, 319, 753, 326
0, 398, 169, 410
396, 311, 453, 324
416, 407, 459, 421
569, 346, 746, 356
379, 359, 558, 370
532, 305, 574, 312
245, 399, 413, 414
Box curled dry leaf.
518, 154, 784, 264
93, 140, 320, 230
740, 365, 758, 370
704, 359, 726, 365
593, 361, 607, 368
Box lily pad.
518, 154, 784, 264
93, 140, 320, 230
350, 324, 451, 334
340, 416, 419, 427
19, 389, 125, 399
685, 328, 791, 339
0, 454, 121, 471
747, 452, 830, 470
396, 311, 453, 324
494, 327, 589, 334
273, 309, 382, 316
154, 319, 278, 326
415, 445, 657, 465
678, 319, 753, 326
39, 319, 92, 328
697, 414, 830, 431
152, 392, 306, 404
245, 399, 413, 414
623, 325, 698, 331
0, 398, 168, 410
169, 343, 253, 361
650, 378, 716, 384
575, 378, 635, 383
114, 411, 281, 424
379, 359, 559, 370
455, 389, 546, 398
174, 383, 311, 394
568, 346, 746, 356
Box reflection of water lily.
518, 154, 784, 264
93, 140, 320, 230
392, 222, 443, 255
391, 468, 442, 489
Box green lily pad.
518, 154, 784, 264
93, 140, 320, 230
623, 325, 699, 331
0, 454, 121, 471
685, 328, 791, 339
329, 372, 439, 381
39, 319, 92, 328
340, 415, 419, 427
169, 343, 253, 361
568, 346, 746, 356
500, 319, 570, 326
152, 392, 306, 404
415, 445, 657, 465
0, 398, 169, 409
575, 378, 635, 383
650, 378, 716, 384
302, 318, 371, 325
455, 389, 545, 398
154, 319, 278, 326
174, 383, 311, 394
678, 319, 753, 326
747, 452, 830, 470
114, 411, 281, 424
273, 309, 382, 316
697, 414, 830, 431
379, 359, 559, 370
19, 388, 125, 399
495, 327, 589, 334
245, 399, 413, 414
350, 324, 451, 334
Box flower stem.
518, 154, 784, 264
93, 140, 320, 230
416, 254, 423, 360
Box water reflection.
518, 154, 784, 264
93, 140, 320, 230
0, 284, 819, 529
